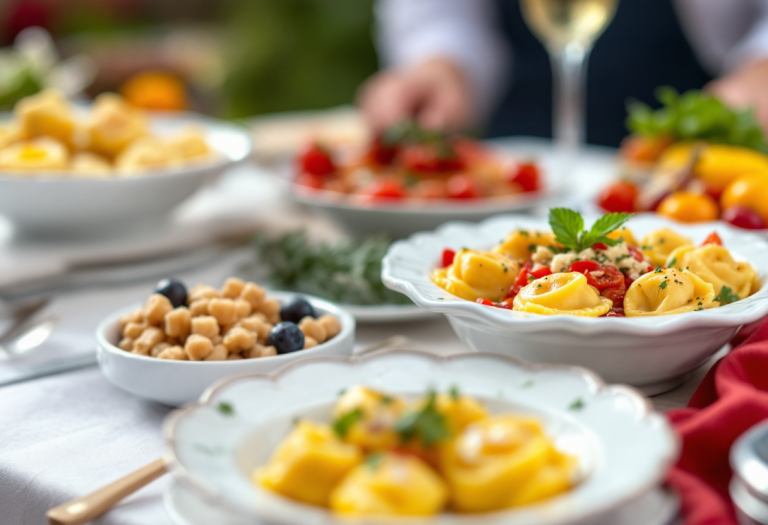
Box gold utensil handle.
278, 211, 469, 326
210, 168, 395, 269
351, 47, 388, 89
47, 458, 166, 525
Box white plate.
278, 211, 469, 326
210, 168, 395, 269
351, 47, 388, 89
341, 303, 437, 323
165, 480, 680, 525
163, 350, 678, 525
282, 137, 617, 238
0, 112, 251, 237
381, 214, 768, 394
96, 291, 356, 406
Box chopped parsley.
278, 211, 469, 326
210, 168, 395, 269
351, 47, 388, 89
527, 274, 535, 282
380, 395, 394, 405
519, 230, 529, 236
568, 398, 585, 411
395, 391, 450, 446
668, 257, 677, 266
332, 409, 364, 438
528, 243, 537, 252
365, 452, 385, 470
217, 402, 234, 416
659, 281, 668, 290
521, 380, 534, 388
715, 286, 740, 305
449, 385, 460, 401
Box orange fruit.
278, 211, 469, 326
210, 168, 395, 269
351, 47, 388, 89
656, 191, 719, 223
120, 71, 187, 111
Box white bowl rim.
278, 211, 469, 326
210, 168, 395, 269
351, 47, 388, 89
96, 291, 356, 367
382, 213, 768, 336
0, 112, 252, 183
161, 349, 679, 525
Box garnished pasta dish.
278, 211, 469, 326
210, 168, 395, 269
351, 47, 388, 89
432, 208, 758, 317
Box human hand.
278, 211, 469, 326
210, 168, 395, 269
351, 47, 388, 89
357, 57, 474, 132
708, 58, 768, 132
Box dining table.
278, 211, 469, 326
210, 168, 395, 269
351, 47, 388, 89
0, 149, 715, 525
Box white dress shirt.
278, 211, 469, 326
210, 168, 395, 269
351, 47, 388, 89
376, 0, 768, 114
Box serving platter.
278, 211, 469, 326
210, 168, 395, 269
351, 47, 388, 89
163, 350, 678, 525
340, 302, 437, 323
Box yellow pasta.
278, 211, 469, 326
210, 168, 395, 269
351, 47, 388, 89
606, 227, 638, 246
624, 268, 717, 316
494, 230, 556, 260
432, 249, 519, 302
86, 93, 147, 159
666, 245, 757, 301
0, 137, 68, 172
512, 272, 612, 317
641, 228, 692, 267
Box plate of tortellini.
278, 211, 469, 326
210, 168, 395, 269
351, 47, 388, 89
164, 351, 678, 525
0, 90, 251, 236
381, 209, 768, 394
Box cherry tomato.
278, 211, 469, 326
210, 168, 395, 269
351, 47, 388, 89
627, 245, 645, 262
657, 191, 719, 223
475, 298, 494, 307
447, 174, 480, 199
619, 135, 674, 164
592, 242, 608, 250
721, 174, 768, 225
452, 138, 489, 163
597, 181, 639, 213
364, 136, 398, 166
360, 179, 406, 200
604, 308, 626, 317
514, 265, 552, 289
296, 172, 324, 189
496, 299, 514, 310
601, 285, 626, 308
509, 163, 540, 192
701, 232, 723, 246
624, 276, 636, 289
570, 260, 601, 274
298, 143, 335, 176
441, 248, 456, 268
585, 265, 625, 290
400, 144, 464, 173
721, 205, 767, 230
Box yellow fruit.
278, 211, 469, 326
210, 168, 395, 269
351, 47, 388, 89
256, 420, 362, 507
656, 192, 719, 223
120, 70, 188, 111
330, 453, 448, 516
721, 173, 768, 225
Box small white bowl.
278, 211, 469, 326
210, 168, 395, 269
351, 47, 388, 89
96, 292, 355, 406
381, 214, 768, 395
163, 350, 678, 525
0, 112, 251, 238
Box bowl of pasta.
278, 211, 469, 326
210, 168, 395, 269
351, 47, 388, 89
0, 90, 251, 237
381, 209, 768, 394
164, 351, 678, 525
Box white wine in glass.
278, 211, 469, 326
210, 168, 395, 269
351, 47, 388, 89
520, 0, 618, 170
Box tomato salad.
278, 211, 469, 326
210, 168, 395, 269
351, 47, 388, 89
295, 122, 542, 203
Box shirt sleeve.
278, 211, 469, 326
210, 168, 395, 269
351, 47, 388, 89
375, 0, 510, 118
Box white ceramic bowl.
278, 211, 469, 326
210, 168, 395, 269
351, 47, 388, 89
163, 350, 678, 525
382, 214, 768, 395
96, 292, 355, 406
0, 112, 251, 237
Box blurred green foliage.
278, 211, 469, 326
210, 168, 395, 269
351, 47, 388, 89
220, 0, 378, 119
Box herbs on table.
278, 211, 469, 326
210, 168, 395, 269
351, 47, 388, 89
626, 87, 768, 154
548, 208, 633, 253
250, 230, 410, 306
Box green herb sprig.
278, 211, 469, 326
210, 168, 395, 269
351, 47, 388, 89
332, 409, 364, 438
548, 208, 633, 253
395, 391, 450, 447
715, 286, 740, 305
627, 87, 768, 153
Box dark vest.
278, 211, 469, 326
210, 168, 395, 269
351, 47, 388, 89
487, 0, 713, 146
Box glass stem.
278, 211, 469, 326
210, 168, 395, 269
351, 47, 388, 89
551, 42, 590, 175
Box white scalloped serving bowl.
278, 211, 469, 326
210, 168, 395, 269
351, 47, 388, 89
97, 292, 355, 406
381, 214, 768, 395
163, 350, 678, 525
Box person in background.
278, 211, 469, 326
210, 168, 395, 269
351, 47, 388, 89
359, 0, 768, 146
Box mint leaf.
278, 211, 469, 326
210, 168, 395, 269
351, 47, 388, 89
548, 208, 583, 252
332, 409, 364, 438
582, 213, 633, 248
715, 286, 739, 305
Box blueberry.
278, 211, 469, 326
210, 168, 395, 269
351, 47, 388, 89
155, 278, 187, 308
267, 322, 305, 354
279, 296, 316, 324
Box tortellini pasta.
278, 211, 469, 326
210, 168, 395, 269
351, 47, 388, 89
439, 415, 575, 512
0, 137, 68, 172
512, 272, 612, 317
15, 89, 78, 148
432, 249, 519, 302
333, 386, 407, 451
606, 227, 638, 246
641, 228, 692, 267
330, 453, 448, 516
624, 268, 717, 316
86, 93, 148, 159
666, 245, 757, 301
494, 230, 556, 260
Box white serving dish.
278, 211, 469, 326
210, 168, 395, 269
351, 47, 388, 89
0, 112, 251, 237
279, 137, 617, 239
381, 214, 768, 395
341, 303, 438, 323
96, 291, 355, 406
163, 350, 678, 525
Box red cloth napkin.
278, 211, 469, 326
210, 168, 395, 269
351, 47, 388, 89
667, 318, 768, 524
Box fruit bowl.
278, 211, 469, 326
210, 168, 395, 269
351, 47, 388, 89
381, 214, 768, 394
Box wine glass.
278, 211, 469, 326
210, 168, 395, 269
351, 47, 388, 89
520, 0, 618, 172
